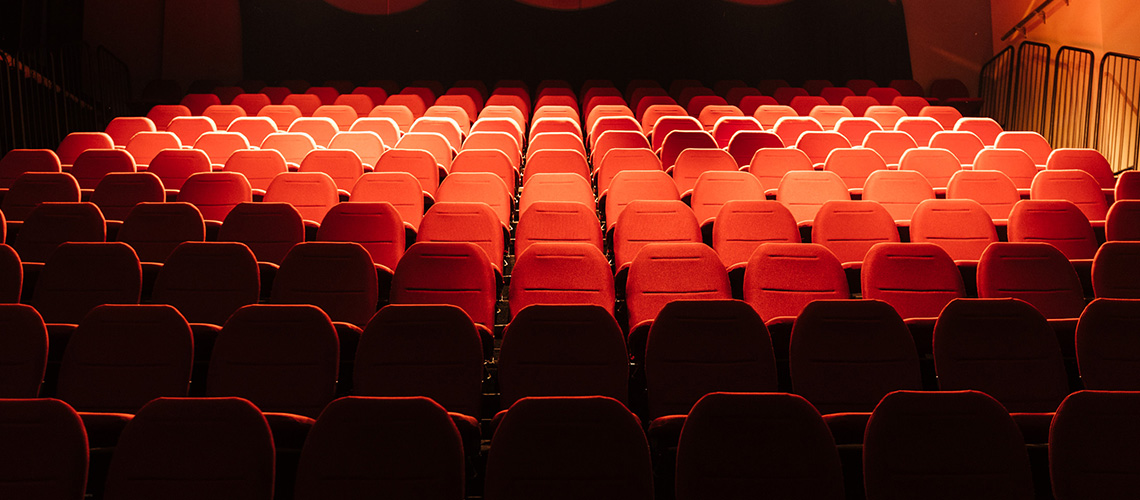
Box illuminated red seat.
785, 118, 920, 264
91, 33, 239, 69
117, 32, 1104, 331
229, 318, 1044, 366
811, 200, 899, 269
509, 243, 615, 318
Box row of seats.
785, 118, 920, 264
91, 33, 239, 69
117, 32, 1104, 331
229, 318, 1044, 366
6, 293, 1140, 436
5, 388, 1137, 500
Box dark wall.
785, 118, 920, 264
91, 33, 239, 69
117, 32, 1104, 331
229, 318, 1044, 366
241, 0, 911, 88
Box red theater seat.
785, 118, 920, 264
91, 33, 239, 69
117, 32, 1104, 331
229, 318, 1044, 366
0, 398, 89, 500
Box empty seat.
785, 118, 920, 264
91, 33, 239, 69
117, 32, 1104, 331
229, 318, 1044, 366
771, 116, 824, 146
396, 131, 457, 172
862, 169, 936, 225
897, 147, 961, 196
70, 149, 137, 193
102, 397, 274, 500
316, 202, 404, 273
510, 243, 615, 317
193, 131, 250, 167
995, 131, 1053, 166
789, 299, 922, 443
293, 396, 465, 500
313, 105, 359, 131
152, 241, 260, 327
230, 93, 271, 115
227, 116, 279, 147
696, 104, 744, 130
863, 242, 966, 320
811, 200, 900, 268
841, 95, 880, 117
166, 115, 218, 149
90, 171, 166, 222
728, 131, 785, 167
603, 169, 680, 233
514, 200, 602, 257
57, 304, 192, 426
862, 130, 917, 166
934, 297, 1070, 441
1091, 241, 1140, 298
909, 198, 998, 263
418, 201, 505, 275
918, 105, 964, 129
146, 104, 191, 129
889, 116, 943, 146
207, 304, 338, 418
287, 117, 339, 148
977, 242, 1086, 320
426, 105, 474, 134
435, 171, 512, 230
863, 390, 1035, 500
1116, 170, 1140, 200
216, 202, 303, 268
298, 149, 365, 198
147, 149, 211, 197
1030, 169, 1109, 223
499, 305, 628, 406
462, 131, 521, 170
1075, 298, 1140, 390
263, 171, 340, 226
0, 398, 89, 500
271, 242, 379, 331
177, 171, 252, 224
863, 105, 907, 128
257, 104, 302, 130
754, 105, 798, 129
1007, 200, 1098, 262
744, 242, 849, 326
390, 242, 497, 343
259, 132, 318, 166
745, 147, 812, 196
954, 117, 1003, 146
645, 300, 778, 426
689, 170, 765, 235
822, 147, 887, 196
13, 202, 106, 263
711, 199, 800, 277
222, 149, 288, 197
123, 132, 179, 168
372, 148, 439, 202
1106, 199, 1140, 241
795, 131, 851, 165
669, 148, 737, 199
710, 116, 762, 148
1046, 148, 1117, 198
0, 304, 47, 397
370, 104, 416, 132
776, 170, 852, 226
202, 104, 247, 130
807, 105, 854, 130
626, 243, 732, 340
284, 93, 324, 116
451, 149, 517, 194
409, 117, 463, 148
929, 130, 986, 167
117, 202, 207, 264
2, 172, 80, 222
519, 172, 593, 217
1049, 390, 1140, 500
594, 147, 662, 198
834, 117, 883, 145
348, 171, 426, 234
592, 130, 652, 165
56, 132, 115, 168
350, 117, 402, 148
354, 303, 484, 427
675, 392, 845, 500
522, 149, 590, 185
526, 132, 585, 161
104, 117, 157, 147
945, 169, 1021, 223
613, 200, 701, 275
485, 396, 653, 500
891, 96, 930, 116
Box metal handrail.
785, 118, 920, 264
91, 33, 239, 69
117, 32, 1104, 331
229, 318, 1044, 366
1002, 0, 1070, 42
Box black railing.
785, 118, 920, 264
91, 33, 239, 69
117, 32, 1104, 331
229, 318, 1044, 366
979, 46, 1014, 127
1048, 46, 1095, 149
1009, 42, 1051, 134
1095, 53, 1140, 173
0, 44, 131, 156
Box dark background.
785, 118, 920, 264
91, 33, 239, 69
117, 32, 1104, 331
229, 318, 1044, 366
239, 0, 911, 88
